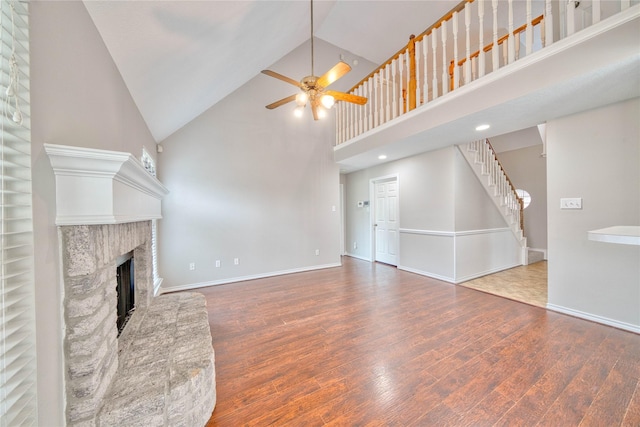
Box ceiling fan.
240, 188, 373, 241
261, 0, 367, 120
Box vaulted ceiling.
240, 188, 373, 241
83, 1, 460, 142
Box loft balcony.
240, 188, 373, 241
334, 0, 640, 173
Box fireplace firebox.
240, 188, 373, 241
116, 251, 135, 335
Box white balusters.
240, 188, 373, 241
357, 86, 364, 136
385, 63, 391, 123
334, 0, 626, 146
422, 35, 428, 104
441, 20, 449, 95
508, 0, 515, 63
478, 0, 485, 78
492, 0, 499, 72
398, 53, 404, 115
391, 58, 398, 119
405, 48, 411, 112
464, 3, 471, 85
415, 38, 422, 107
367, 77, 373, 131
566, 0, 576, 36
452, 11, 459, 90
432, 28, 439, 99
545, 0, 553, 46
525, 0, 533, 55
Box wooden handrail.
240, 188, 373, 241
458, 14, 544, 68
348, 0, 474, 94
449, 14, 544, 92
485, 138, 524, 232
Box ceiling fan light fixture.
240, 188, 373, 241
294, 105, 305, 118
321, 94, 335, 109
296, 91, 308, 106
317, 106, 327, 119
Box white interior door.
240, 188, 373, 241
374, 179, 398, 265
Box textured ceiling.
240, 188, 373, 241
83, 1, 459, 142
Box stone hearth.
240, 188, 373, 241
46, 144, 216, 426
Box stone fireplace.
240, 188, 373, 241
46, 144, 216, 426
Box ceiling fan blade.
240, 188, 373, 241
325, 90, 368, 105
317, 61, 351, 88
311, 103, 319, 121
261, 70, 301, 88
265, 94, 297, 110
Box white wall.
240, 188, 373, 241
344, 146, 519, 283
30, 2, 157, 424
157, 39, 374, 291
498, 143, 548, 251
547, 97, 640, 332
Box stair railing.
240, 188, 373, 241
469, 138, 524, 233
335, 0, 635, 146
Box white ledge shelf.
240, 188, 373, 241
45, 143, 169, 226
587, 226, 640, 246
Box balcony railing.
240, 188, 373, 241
335, 0, 637, 145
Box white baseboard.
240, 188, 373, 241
159, 262, 342, 294
454, 262, 521, 284
344, 253, 372, 262
547, 303, 640, 334
528, 247, 548, 260
397, 265, 455, 284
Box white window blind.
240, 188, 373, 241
0, 1, 37, 426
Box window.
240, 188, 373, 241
516, 189, 531, 209
0, 1, 38, 426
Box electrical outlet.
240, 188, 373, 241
353, 242, 357, 250
234, 258, 239, 265
189, 262, 195, 271
315, 249, 320, 256
560, 198, 582, 209
215, 260, 221, 268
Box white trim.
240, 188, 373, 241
399, 228, 455, 237
397, 265, 455, 284
370, 173, 400, 265
399, 227, 511, 237
528, 247, 548, 260
454, 262, 521, 283
158, 262, 342, 294
344, 252, 373, 262
44, 143, 169, 226
547, 303, 640, 334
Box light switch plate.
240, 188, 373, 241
560, 198, 582, 209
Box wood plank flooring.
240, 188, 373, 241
198, 257, 640, 426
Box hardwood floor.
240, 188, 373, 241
199, 257, 640, 426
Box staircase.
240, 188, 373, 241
458, 139, 528, 265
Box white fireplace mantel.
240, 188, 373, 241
45, 143, 169, 226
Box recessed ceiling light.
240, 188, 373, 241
378, 154, 387, 160
475, 124, 490, 131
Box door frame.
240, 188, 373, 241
369, 173, 400, 264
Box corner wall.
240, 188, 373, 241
546, 97, 640, 332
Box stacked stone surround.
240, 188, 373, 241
60, 221, 216, 426
98, 293, 216, 426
